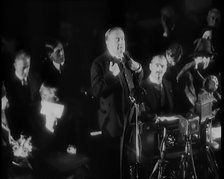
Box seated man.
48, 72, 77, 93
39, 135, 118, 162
139, 54, 174, 176
31, 80, 88, 179
141, 54, 174, 120
5, 50, 41, 139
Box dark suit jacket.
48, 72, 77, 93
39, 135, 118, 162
29, 102, 88, 177
41, 60, 67, 100
91, 51, 143, 138
5, 72, 41, 106
5, 72, 41, 138
141, 78, 174, 119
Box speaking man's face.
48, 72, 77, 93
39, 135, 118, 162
106, 29, 125, 58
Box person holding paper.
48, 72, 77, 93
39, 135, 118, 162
30, 80, 88, 178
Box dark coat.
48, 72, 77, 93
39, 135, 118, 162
5, 72, 41, 138
29, 102, 88, 178
91, 51, 143, 138
141, 78, 174, 118
41, 60, 67, 100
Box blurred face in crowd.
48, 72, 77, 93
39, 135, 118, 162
166, 51, 175, 66
14, 57, 30, 79
106, 28, 125, 58
40, 85, 59, 103
207, 9, 220, 28
49, 42, 65, 64
150, 55, 167, 82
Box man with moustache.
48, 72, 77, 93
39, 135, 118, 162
141, 54, 173, 118
91, 27, 143, 179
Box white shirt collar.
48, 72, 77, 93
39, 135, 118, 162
15, 71, 27, 82
53, 61, 64, 71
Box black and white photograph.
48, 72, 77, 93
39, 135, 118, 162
1, 0, 222, 178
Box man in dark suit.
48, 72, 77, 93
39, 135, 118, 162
5, 50, 41, 139
91, 27, 143, 179
141, 54, 173, 118
42, 38, 67, 102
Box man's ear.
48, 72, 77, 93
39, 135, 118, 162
48, 52, 53, 61
149, 63, 152, 72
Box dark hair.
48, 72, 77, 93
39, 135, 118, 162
167, 43, 183, 63
44, 38, 61, 58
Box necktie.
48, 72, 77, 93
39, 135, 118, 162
59, 64, 64, 73
121, 60, 134, 94
160, 83, 165, 108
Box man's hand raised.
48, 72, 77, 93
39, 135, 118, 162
109, 61, 120, 76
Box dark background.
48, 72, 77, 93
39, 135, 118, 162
1, 0, 221, 90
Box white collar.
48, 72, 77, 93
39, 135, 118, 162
53, 61, 64, 71
15, 71, 27, 82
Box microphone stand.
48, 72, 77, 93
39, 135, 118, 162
149, 125, 176, 179
178, 120, 198, 179
205, 113, 219, 179
129, 96, 141, 179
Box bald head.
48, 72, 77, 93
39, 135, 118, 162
105, 27, 125, 58
14, 51, 31, 79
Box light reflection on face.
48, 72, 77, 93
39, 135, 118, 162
2, 96, 9, 110
40, 87, 58, 103
106, 29, 125, 58
150, 56, 167, 81
50, 42, 65, 64
14, 58, 30, 79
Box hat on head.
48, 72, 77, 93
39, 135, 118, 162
189, 38, 218, 58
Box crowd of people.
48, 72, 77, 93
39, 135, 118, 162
1, 6, 221, 179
